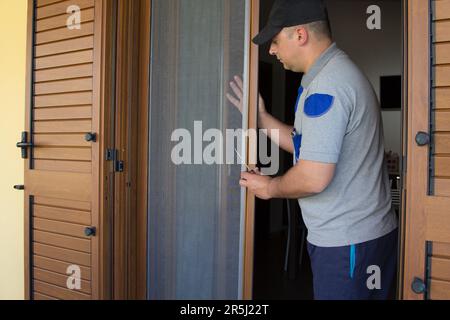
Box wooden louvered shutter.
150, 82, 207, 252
23, 0, 109, 300
403, 0, 450, 300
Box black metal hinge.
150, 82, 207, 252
106, 149, 124, 173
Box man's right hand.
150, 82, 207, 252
226, 75, 267, 116
226, 76, 294, 155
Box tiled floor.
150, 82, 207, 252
253, 231, 314, 300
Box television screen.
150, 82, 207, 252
380, 75, 401, 110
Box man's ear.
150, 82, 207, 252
296, 26, 308, 45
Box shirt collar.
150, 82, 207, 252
301, 42, 340, 89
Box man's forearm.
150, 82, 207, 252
258, 110, 294, 154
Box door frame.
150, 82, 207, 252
245, 0, 411, 301
242, 0, 260, 301
401, 0, 430, 300
110, 0, 150, 299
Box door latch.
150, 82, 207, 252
16, 132, 34, 159
106, 149, 124, 173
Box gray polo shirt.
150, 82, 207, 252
293, 43, 398, 247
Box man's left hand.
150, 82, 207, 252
239, 170, 273, 200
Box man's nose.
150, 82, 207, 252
269, 46, 276, 56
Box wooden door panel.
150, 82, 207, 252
24, 0, 108, 300
27, 171, 91, 201
403, 0, 450, 300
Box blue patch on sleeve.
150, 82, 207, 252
293, 133, 302, 162
294, 86, 304, 114
304, 93, 334, 117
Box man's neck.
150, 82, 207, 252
304, 40, 333, 74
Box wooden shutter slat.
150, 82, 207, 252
34, 196, 91, 211
434, 42, 450, 65
435, 66, 450, 87
33, 243, 91, 267
36, 0, 94, 20
36, 36, 94, 58
34, 255, 91, 281
33, 280, 90, 300
34, 204, 91, 225
433, 0, 450, 21
34, 120, 92, 133
37, 0, 66, 8
434, 20, 450, 43
35, 92, 92, 108
425, 197, 450, 243
33, 292, 58, 300
431, 257, 450, 281
34, 148, 91, 161
435, 134, 450, 154
36, 8, 94, 32
435, 112, 450, 132
35, 134, 90, 147
34, 268, 91, 295
430, 279, 450, 300
34, 218, 90, 240
35, 78, 92, 95
35, 64, 93, 82
36, 22, 94, 45
435, 87, 450, 110
435, 156, 450, 177
433, 242, 450, 258
34, 230, 91, 253
35, 50, 93, 70
35, 106, 91, 120
34, 160, 91, 174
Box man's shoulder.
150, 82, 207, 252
311, 51, 374, 98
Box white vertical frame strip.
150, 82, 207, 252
238, 0, 251, 300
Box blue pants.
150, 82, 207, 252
307, 229, 398, 300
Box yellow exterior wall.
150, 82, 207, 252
0, 0, 28, 300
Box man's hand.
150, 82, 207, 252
226, 75, 267, 115
239, 170, 273, 200
227, 75, 294, 154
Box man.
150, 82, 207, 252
227, 0, 398, 300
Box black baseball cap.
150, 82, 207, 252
253, 0, 329, 45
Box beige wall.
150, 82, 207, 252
0, 0, 27, 300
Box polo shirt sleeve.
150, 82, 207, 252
299, 85, 352, 164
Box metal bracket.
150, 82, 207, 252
106, 149, 124, 173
